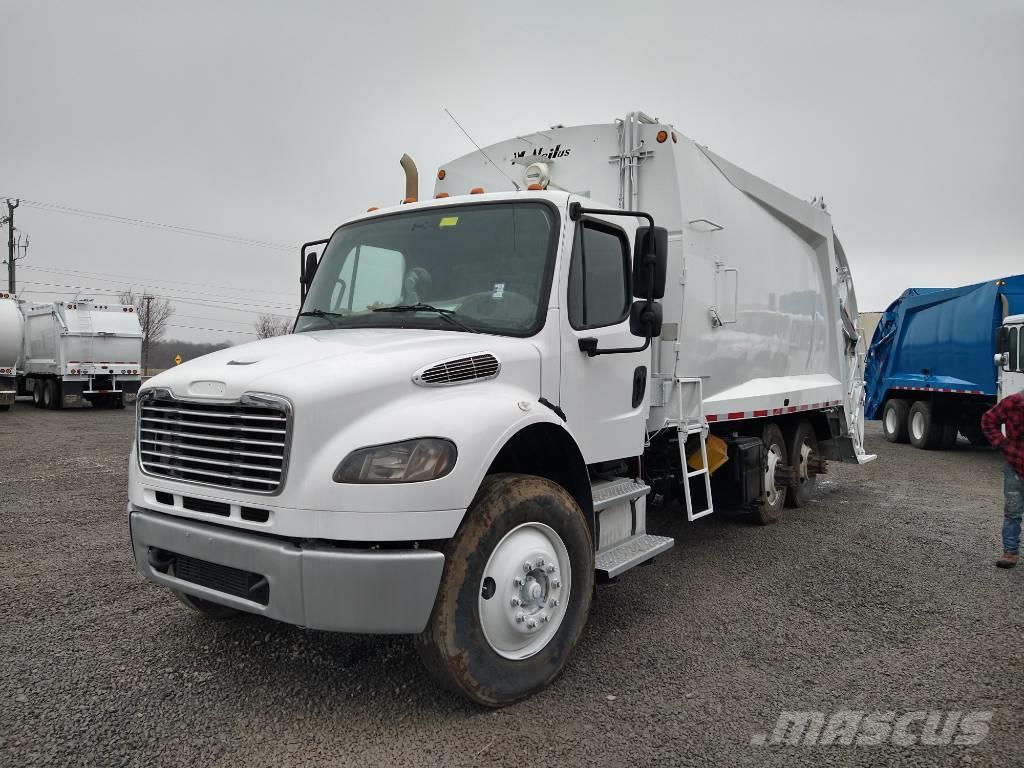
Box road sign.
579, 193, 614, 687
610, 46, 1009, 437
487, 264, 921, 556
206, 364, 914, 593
174, 354, 182, 365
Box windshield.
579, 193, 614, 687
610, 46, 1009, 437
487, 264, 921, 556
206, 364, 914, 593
295, 201, 558, 336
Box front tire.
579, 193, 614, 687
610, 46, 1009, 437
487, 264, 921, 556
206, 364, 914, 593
416, 473, 594, 707
882, 399, 910, 443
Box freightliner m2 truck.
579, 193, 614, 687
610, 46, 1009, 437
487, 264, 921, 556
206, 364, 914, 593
0, 291, 22, 411
865, 275, 1024, 448
129, 111, 872, 705
21, 298, 143, 409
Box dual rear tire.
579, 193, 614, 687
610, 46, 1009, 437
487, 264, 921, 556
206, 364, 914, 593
884, 398, 961, 450
32, 379, 61, 410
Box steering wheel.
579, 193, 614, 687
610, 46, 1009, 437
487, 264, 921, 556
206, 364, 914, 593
457, 290, 534, 325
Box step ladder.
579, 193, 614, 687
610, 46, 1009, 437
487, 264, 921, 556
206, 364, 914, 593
592, 477, 674, 579
676, 377, 714, 521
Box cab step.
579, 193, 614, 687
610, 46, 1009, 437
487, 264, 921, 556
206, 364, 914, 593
591, 477, 650, 512
595, 533, 674, 579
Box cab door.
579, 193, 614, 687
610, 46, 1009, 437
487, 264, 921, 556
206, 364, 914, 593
1001, 323, 1024, 400
558, 213, 649, 463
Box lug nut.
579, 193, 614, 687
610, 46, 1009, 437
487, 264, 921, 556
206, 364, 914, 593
539, 614, 549, 623
523, 561, 533, 572
536, 557, 545, 567
515, 613, 525, 624
546, 564, 556, 573
551, 579, 561, 589
549, 598, 559, 608
510, 597, 522, 607
527, 619, 537, 629
513, 575, 525, 586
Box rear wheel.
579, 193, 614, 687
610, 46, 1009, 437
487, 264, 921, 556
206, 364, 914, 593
42, 380, 55, 410
416, 473, 594, 707
32, 382, 43, 408
784, 419, 819, 508
940, 421, 959, 450
908, 401, 943, 449
882, 399, 910, 443
753, 422, 788, 524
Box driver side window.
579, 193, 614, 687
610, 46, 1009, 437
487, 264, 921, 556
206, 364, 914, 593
567, 221, 631, 330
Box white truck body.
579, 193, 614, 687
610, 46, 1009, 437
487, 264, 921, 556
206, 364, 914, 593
22, 298, 143, 409
128, 111, 869, 705
0, 292, 23, 409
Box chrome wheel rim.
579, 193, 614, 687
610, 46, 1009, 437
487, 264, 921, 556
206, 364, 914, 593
478, 522, 570, 660
797, 439, 813, 485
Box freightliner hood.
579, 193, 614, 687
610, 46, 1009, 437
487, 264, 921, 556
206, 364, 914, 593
142, 328, 542, 403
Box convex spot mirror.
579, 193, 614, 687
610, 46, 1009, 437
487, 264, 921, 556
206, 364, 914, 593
629, 300, 663, 338
632, 226, 668, 300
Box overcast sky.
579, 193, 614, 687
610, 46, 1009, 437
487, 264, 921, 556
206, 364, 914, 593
2, 0, 1021, 343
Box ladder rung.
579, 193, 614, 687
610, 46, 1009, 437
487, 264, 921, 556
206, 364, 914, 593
686, 469, 708, 478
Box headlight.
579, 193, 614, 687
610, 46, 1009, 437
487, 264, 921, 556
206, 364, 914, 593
333, 438, 457, 484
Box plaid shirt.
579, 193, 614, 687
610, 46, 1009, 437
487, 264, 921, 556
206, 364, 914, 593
982, 392, 1024, 479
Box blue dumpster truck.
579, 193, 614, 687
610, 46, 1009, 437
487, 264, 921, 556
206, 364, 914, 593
865, 274, 1024, 449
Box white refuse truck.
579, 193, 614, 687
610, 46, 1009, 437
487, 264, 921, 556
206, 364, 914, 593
21, 298, 143, 409
128, 110, 872, 705
0, 291, 22, 411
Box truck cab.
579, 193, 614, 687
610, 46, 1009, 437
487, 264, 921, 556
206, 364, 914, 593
998, 314, 1024, 400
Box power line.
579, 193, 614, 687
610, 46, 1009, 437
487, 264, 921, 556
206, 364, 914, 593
20, 263, 297, 299
168, 323, 257, 336
18, 279, 298, 312
1, 195, 297, 251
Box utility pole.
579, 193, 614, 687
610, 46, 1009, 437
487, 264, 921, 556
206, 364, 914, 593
5, 199, 18, 293
142, 294, 153, 376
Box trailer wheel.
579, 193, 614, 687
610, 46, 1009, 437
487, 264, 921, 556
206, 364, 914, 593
908, 401, 943, 450
784, 420, 818, 508
42, 380, 55, 410
31, 383, 42, 408
882, 399, 910, 443
753, 423, 788, 524
415, 473, 594, 707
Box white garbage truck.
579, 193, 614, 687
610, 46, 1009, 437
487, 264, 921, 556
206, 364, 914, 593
0, 291, 23, 411
21, 298, 143, 409
128, 110, 872, 705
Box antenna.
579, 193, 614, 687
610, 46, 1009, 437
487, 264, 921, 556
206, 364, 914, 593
444, 108, 521, 190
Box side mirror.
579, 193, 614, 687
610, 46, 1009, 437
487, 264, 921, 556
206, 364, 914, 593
632, 226, 668, 299
303, 252, 319, 288
997, 326, 1009, 353
629, 300, 663, 338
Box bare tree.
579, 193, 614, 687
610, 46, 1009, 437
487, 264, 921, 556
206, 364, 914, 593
254, 313, 292, 340
119, 289, 174, 374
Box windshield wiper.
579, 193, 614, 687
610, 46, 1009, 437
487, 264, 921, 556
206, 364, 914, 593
373, 303, 479, 334
297, 309, 345, 329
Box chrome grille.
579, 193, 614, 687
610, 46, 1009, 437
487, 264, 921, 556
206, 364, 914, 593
413, 353, 500, 387
137, 391, 290, 494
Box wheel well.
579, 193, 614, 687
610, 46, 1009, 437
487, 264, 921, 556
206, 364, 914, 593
485, 423, 594, 537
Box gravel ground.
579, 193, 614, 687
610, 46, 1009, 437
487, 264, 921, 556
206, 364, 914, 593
1, 402, 1022, 767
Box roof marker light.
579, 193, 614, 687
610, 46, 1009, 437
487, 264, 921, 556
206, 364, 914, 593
367, 207, 379, 212
437, 169, 446, 180
402, 197, 417, 204
656, 130, 668, 143
671, 131, 679, 143
527, 184, 544, 191
470, 187, 485, 194
435, 192, 450, 198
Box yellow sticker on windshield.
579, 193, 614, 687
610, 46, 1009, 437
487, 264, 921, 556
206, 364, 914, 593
439, 216, 459, 228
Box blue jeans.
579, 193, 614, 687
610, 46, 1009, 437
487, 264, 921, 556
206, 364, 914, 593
1003, 464, 1024, 555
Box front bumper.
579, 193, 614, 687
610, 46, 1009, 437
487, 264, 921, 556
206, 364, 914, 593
130, 508, 445, 634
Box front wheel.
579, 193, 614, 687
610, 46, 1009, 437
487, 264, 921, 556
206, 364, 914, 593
752, 422, 788, 524
416, 473, 594, 707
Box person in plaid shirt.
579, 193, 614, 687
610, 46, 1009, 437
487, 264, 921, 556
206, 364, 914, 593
982, 390, 1024, 568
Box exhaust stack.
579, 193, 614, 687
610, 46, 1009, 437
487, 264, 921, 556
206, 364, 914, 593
400, 154, 419, 203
